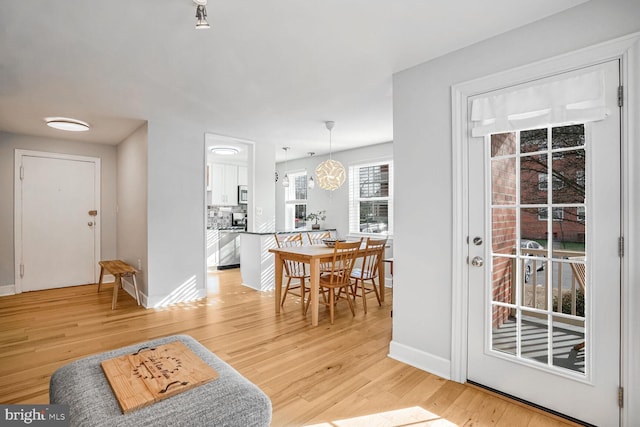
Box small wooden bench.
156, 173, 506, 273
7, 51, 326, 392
97, 260, 140, 309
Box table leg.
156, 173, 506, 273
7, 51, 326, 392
378, 257, 385, 303
310, 259, 320, 327
274, 253, 283, 314
111, 275, 120, 310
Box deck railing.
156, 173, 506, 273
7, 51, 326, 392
512, 248, 585, 317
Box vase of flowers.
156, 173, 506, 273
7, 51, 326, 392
306, 210, 326, 230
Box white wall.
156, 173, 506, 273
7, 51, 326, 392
275, 142, 393, 237
0, 131, 117, 288
145, 120, 207, 306
392, 0, 640, 422
252, 141, 276, 233
117, 123, 148, 296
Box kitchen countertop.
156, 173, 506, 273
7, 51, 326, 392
241, 229, 336, 236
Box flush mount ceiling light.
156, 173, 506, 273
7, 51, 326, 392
209, 146, 239, 155
315, 121, 345, 191
193, 0, 210, 29
44, 117, 90, 132
282, 147, 290, 188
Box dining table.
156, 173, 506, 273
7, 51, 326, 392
268, 243, 386, 326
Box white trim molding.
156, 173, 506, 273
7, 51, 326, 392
389, 340, 451, 381
451, 32, 640, 426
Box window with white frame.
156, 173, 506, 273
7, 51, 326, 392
284, 171, 309, 230
348, 160, 393, 235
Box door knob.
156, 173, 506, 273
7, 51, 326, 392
88, 221, 94, 226
471, 256, 484, 267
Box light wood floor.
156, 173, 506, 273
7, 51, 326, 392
0, 269, 581, 426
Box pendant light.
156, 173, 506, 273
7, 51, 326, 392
315, 121, 345, 191
193, 0, 210, 29
282, 147, 290, 187
307, 152, 316, 190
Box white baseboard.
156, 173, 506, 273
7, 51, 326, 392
388, 340, 452, 380
146, 288, 207, 309
0, 284, 16, 296
120, 276, 147, 308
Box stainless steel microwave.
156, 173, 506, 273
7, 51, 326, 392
238, 185, 248, 204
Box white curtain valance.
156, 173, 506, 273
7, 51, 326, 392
471, 70, 609, 137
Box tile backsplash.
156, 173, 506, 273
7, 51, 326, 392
208, 205, 247, 229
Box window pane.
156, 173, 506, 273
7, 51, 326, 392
552, 149, 586, 204
294, 204, 307, 229
359, 165, 389, 198
520, 128, 547, 154
491, 132, 516, 157
552, 124, 585, 149
359, 201, 388, 233
520, 155, 547, 204
294, 174, 308, 200
491, 157, 516, 205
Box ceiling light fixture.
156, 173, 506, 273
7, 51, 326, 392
315, 121, 345, 191
193, 0, 210, 29
44, 117, 90, 132
307, 152, 316, 190
282, 147, 290, 188
209, 146, 239, 155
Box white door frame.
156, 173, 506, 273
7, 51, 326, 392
451, 33, 640, 425
14, 149, 101, 294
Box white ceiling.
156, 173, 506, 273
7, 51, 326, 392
0, 0, 587, 161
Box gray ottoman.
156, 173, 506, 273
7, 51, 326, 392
50, 335, 272, 427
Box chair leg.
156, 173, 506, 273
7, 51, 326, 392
360, 280, 368, 314
329, 289, 335, 325
345, 287, 356, 317
300, 278, 306, 314
370, 278, 382, 306
281, 277, 293, 307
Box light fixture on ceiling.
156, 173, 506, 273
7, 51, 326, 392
307, 152, 315, 190
315, 121, 345, 191
193, 0, 210, 29
44, 117, 90, 132
209, 146, 239, 155
282, 147, 290, 188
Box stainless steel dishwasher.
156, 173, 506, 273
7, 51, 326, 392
217, 228, 243, 269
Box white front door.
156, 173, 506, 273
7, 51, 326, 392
15, 151, 100, 291
467, 61, 621, 425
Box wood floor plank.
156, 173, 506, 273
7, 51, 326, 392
0, 269, 581, 426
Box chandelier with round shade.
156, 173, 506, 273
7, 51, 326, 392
315, 121, 345, 191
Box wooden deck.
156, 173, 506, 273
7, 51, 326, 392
0, 269, 582, 426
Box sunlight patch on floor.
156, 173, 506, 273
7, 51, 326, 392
304, 406, 457, 427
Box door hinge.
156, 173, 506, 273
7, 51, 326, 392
20, 263, 24, 278
618, 386, 624, 408
618, 85, 624, 107
20, 165, 24, 180
619, 236, 624, 257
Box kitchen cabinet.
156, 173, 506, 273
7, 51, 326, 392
238, 166, 248, 186
211, 164, 238, 205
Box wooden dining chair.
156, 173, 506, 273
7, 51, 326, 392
350, 238, 387, 313
306, 231, 331, 245
275, 233, 309, 312
306, 231, 333, 273
305, 239, 362, 324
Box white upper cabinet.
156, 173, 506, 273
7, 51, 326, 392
211, 163, 239, 205
238, 166, 248, 186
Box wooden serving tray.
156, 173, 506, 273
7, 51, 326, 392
101, 341, 219, 413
